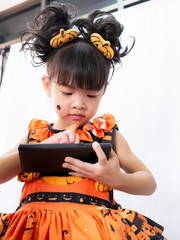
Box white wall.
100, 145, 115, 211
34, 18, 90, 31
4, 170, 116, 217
0, 0, 179, 238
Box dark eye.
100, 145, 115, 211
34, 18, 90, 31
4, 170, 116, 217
62, 92, 72, 95
87, 95, 97, 98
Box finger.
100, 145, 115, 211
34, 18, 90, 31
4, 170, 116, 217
60, 133, 69, 143
67, 130, 77, 143
62, 162, 90, 178
63, 157, 93, 175
75, 133, 80, 143
109, 149, 121, 166
92, 142, 107, 165
68, 171, 89, 178
63, 157, 91, 170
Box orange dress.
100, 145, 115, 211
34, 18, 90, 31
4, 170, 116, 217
0, 113, 166, 240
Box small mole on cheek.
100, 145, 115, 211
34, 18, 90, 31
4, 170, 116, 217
57, 105, 61, 110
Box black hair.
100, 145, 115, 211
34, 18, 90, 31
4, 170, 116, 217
21, 2, 134, 91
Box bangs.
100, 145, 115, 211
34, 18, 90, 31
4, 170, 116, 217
47, 40, 110, 91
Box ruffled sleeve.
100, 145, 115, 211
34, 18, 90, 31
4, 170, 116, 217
70, 113, 117, 142
28, 119, 54, 143
93, 113, 117, 132
18, 119, 54, 182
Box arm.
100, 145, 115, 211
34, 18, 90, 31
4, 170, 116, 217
62, 131, 157, 196
113, 131, 157, 195
0, 135, 28, 184
0, 129, 79, 184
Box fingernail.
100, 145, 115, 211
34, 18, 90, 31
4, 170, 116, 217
64, 157, 69, 162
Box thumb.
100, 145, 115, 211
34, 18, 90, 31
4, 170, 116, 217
92, 142, 108, 165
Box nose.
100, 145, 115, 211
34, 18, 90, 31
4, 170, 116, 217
71, 95, 87, 110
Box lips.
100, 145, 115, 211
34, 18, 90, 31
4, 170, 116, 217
69, 114, 85, 120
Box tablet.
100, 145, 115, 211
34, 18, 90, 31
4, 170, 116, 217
18, 143, 111, 174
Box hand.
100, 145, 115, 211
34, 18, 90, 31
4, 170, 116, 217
42, 129, 80, 144
62, 142, 122, 189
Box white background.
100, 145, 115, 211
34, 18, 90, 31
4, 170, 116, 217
0, 0, 180, 238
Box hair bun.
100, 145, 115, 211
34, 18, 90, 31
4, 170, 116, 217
21, 3, 76, 65
21, 3, 134, 67
73, 10, 133, 66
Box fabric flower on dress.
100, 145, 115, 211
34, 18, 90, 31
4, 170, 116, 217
67, 113, 117, 142
93, 113, 116, 132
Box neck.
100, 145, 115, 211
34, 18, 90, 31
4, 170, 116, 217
52, 121, 70, 131
52, 119, 91, 131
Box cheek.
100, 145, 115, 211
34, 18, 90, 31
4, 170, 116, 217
89, 99, 101, 114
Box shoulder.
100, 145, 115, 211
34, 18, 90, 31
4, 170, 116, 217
113, 125, 135, 168
114, 131, 131, 153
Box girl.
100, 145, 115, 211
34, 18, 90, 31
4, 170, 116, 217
0, 3, 166, 240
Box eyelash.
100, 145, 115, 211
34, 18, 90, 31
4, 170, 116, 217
62, 92, 72, 96
87, 95, 97, 98
61, 91, 97, 99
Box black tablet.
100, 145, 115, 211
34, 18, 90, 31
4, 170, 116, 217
18, 143, 111, 174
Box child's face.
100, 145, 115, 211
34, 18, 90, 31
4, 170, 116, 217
43, 76, 104, 129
